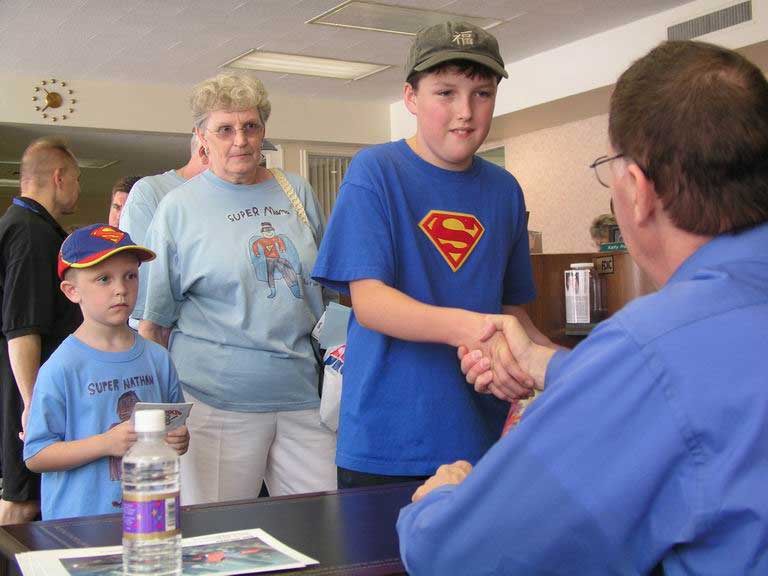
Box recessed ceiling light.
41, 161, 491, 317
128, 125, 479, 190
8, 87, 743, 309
0, 178, 20, 188
308, 1, 503, 36
223, 49, 391, 81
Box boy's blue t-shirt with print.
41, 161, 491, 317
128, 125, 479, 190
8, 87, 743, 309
312, 139, 536, 475
23, 334, 183, 520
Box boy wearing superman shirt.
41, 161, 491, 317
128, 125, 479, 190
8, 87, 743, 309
23, 225, 188, 519
312, 21, 554, 488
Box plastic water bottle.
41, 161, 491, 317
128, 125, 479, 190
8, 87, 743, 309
122, 409, 181, 576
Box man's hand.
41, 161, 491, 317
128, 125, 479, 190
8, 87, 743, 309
460, 315, 554, 392
19, 401, 31, 441
458, 321, 535, 401
457, 318, 536, 401
102, 421, 137, 457
483, 329, 537, 400
7, 334, 42, 441
412, 460, 473, 502
165, 425, 189, 455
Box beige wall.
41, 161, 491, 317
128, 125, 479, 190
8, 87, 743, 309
1, 74, 391, 145
495, 41, 768, 255
504, 114, 610, 254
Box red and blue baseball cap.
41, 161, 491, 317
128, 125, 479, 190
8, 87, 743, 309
58, 224, 155, 279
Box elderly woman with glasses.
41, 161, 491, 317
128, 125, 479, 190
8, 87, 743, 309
140, 72, 336, 505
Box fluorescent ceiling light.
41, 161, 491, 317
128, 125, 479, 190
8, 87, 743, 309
77, 159, 119, 169
223, 50, 390, 81
0, 179, 20, 188
308, 1, 503, 36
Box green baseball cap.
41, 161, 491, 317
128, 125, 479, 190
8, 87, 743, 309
405, 21, 508, 80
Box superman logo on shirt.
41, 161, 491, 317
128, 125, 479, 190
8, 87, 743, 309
419, 210, 485, 272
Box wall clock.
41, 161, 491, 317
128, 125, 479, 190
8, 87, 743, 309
32, 79, 77, 122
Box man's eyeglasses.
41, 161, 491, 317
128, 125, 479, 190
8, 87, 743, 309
207, 122, 263, 140
589, 153, 625, 188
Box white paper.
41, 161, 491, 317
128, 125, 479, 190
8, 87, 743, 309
311, 310, 326, 343
15, 528, 318, 576
132, 402, 193, 431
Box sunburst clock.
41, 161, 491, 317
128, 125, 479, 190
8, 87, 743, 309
32, 79, 77, 122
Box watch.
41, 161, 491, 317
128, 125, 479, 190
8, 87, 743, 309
32, 79, 77, 122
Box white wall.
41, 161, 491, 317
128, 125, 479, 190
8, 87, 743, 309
390, 0, 768, 140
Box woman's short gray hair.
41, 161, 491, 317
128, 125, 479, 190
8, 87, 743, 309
190, 72, 272, 130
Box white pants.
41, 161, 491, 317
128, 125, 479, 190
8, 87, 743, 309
180, 391, 337, 505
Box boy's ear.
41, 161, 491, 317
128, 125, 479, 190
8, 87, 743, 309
403, 82, 418, 115
60, 279, 81, 304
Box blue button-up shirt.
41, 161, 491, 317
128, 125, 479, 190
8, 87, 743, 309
398, 222, 768, 575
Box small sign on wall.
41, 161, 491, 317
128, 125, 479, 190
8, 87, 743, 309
594, 255, 614, 275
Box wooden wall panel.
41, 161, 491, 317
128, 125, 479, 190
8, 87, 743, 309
523, 251, 655, 346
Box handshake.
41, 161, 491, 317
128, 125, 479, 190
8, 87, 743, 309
457, 314, 558, 402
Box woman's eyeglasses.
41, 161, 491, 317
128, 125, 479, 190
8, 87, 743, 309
207, 122, 263, 140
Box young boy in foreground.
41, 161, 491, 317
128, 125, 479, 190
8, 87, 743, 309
313, 21, 553, 488
24, 224, 188, 520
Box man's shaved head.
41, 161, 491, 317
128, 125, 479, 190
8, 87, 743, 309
20, 137, 78, 189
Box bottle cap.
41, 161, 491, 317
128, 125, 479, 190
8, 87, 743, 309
570, 262, 594, 269
134, 409, 166, 433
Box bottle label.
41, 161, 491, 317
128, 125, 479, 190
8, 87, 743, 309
122, 491, 180, 540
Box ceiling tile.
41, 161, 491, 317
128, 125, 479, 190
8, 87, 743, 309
0, 0, 697, 105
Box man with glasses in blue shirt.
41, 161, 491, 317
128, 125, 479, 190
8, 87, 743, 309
398, 40, 768, 575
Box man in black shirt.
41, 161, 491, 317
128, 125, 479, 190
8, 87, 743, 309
0, 138, 82, 524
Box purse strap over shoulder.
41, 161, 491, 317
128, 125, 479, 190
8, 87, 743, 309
269, 168, 310, 228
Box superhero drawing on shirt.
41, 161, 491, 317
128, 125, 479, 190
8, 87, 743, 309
249, 222, 303, 299
108, 390, 139, 481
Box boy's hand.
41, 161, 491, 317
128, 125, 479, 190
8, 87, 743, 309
102, 420, 137, 457
165, 425, 189, 455
458, 347, 493, 388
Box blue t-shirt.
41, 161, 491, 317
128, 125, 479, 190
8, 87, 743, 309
24, 334, 183, 520
398, 222, 768, 575
313, 140, 535, 475
119, 169, 187, 320
142, 169, 326, 412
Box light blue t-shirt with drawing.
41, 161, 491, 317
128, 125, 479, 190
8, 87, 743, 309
119, 169, 187, 321
142, 169, 326, 412
23, 334, 183, 520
